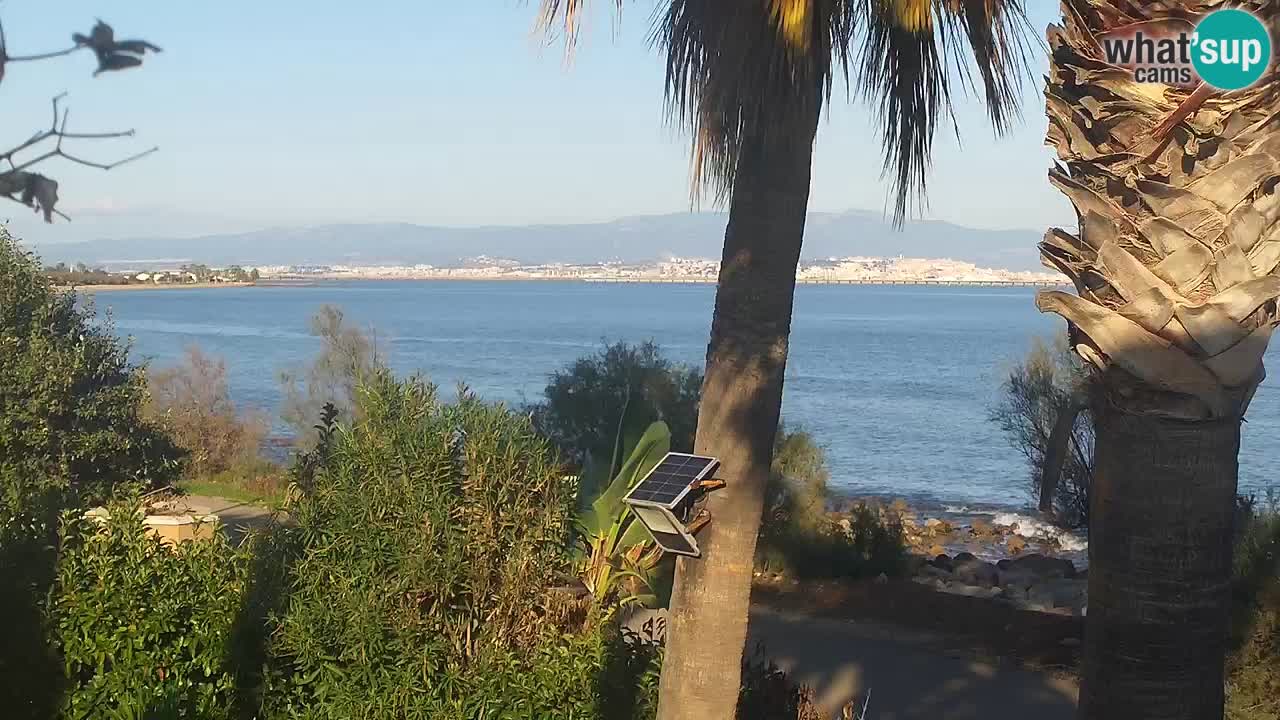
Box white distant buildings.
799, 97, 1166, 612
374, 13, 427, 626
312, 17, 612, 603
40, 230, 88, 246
254, 256, 1063, 285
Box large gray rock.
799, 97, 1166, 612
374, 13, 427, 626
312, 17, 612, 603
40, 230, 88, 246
1003, 553, 1076, 579
1027, 579, 1088, 611
919, 564, 954, 581
953, 557, 1000, 588
938, 582, 1002, 600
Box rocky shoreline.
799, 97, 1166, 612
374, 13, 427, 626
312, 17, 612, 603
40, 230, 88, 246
839, 499, 1091, 617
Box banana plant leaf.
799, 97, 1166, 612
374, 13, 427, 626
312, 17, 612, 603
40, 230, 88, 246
573, 418, 672, 609
577, 419, 671, 537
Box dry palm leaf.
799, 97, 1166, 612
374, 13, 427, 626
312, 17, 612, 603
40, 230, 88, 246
1038, 0, 1280, 420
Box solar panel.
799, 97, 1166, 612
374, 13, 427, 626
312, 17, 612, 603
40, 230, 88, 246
624, 453, 720, 508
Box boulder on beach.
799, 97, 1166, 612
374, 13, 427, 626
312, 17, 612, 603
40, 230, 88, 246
1027, 578, 1088, 611
1006, 535, 1028, 555
925, 518, 953, 534
1005, 553, 1076, 579
953, 555, 999, 588
929, 553, 953, 572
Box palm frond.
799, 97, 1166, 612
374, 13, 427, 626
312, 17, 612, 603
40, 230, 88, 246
656, 0, 858, 204
536, 0, 625, 54
857, 0, 1035, 224
537, 0, 1035, 225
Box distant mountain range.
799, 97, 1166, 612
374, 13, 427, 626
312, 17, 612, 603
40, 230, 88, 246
30, 210, 1047, 271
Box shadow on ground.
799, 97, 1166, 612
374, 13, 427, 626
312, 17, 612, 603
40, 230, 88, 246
748, 607, 1079, 719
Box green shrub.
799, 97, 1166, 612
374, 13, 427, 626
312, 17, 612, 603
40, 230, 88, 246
147, 346, 270, 480
263, 372, 660, 718
574, 420, 670, 612
0, 229, 182, 515
1227, 490, 1280, 719
757, 502, 906, 581
536, 342, 867, 582
50, 502, 251, 720
990, 337, 1093, 529
531, 341, 701, 466
763, 427, 831, 534
738, 648, 862, 720
278, 305, 384, 445
757, 430, 904, 581
1, 229, 183, 717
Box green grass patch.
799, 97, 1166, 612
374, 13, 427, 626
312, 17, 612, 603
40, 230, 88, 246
177, 479, 281, 507
177, 461, 287, 508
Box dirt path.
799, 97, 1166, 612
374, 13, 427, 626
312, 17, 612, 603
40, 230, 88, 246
179, 494, 279, 539
748, 607, 1078, 718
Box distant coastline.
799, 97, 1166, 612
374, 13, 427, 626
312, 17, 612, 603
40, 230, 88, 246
75, 281, 256, 293
73, 276, 1067, 289
258, 274, 1065, 288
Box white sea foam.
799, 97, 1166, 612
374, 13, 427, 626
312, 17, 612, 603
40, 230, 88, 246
991, 512, 1088, 552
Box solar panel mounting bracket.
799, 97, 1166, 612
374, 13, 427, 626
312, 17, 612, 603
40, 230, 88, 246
622, 452, 724, 558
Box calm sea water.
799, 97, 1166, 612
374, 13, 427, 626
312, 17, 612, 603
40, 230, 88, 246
90, 281, 1280, 510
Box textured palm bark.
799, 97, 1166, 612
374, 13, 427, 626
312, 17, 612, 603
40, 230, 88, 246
1082, 394, 1239, 720
656, 108, 819, 720
1038, 3, 1278, 718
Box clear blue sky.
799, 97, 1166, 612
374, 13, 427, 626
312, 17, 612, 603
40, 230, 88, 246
0, 1, 1072, 244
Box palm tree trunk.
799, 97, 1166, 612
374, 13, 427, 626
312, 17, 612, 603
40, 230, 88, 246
1081, 395, 1240, 720
656, 107, 819, 720
1036, 2, 1278, 716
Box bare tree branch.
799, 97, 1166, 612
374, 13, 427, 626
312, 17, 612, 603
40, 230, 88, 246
5, 46, 81, 63
0, 192, 70, 222
0, 96, 157, 222
0, 17, 82, 64
0, 18, 160, 223
50, 146, 159, 172
0, 95, 148, 171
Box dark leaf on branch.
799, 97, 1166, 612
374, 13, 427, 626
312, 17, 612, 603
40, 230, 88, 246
0, 171, 61, 223
22, 174, 60, 223
94, 54, 143, 75
73, 20, 161, 76
0, 172, 27, 198
90, 18, 113, 47
114, 40, 162, 55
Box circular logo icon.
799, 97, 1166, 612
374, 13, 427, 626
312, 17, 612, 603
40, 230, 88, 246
1192, 9, 1272, 91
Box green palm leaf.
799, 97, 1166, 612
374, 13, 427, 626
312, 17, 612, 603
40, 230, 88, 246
539, 0, 1035, 224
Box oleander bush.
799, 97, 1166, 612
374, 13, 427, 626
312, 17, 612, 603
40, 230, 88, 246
261, 371, 661, 718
